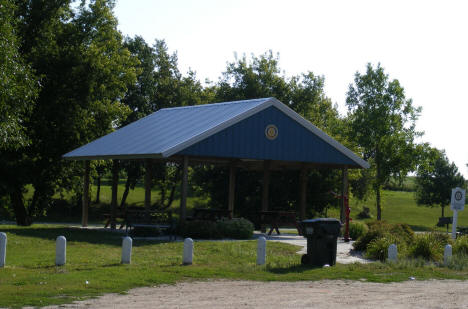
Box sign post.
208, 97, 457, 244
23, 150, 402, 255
450, 187, 465, 239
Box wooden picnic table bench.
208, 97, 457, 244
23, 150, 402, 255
124, 209, 175, 239
259, 211, 302, 236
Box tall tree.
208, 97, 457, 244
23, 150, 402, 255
0, 0, 136, 224
346, 63, 422, 220
194, 52, 344, 218
0, 0, 38, 149
415, 148, 465, 217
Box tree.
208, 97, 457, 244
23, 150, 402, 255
346, 63, 422, 220
0, 0, 38, 149
0, 0, 136, 225
415, 148, 465, 217
193, 52, 345, 218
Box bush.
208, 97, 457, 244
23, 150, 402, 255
365, 235, 399, 261
353, 221, 414, 252
348, 221, 368, 240
408, 233, 444, 261
217, 218, 254, 239
454, 235, 468, 255
356, 207, 372, 219
179, 220, 222, 239
130, 226, 161, 237
178, 218, 254, 240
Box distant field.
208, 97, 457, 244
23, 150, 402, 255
327, 190, 468, 231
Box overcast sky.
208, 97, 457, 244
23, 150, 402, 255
114, 0, 468, 177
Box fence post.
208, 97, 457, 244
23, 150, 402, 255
388, 244, 397, 262
183, 238, 193, 265
121, 236, 133, 264
55, 236, 66, 266
257, 236, 266, 265
0, 233, 6, 267
444, 244, 452, 266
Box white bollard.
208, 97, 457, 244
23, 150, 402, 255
0, 233, 6, 267
257, 236, 266, 265
388, 244, 397, 262
444, 244, 452, 266
121, 236, 133, 264
55, 236, 66, 266
183, 238, 193, 265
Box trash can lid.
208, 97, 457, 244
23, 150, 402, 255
302, 218, 341, 224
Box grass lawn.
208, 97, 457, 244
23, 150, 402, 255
0, 225, 467, 308
326, 190, 468, 231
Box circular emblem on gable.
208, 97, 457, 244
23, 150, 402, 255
265, 124, 278, 140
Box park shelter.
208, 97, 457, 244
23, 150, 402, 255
63, 97, 369, 227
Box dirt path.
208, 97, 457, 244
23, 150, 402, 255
44, 279, 468, 309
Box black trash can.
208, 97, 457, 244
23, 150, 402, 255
301, 218, 342, 266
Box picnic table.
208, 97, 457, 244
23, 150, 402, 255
259, 211, 302, 236
124, 209, 175, 239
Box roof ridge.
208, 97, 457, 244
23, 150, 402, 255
159, 97, 272, 111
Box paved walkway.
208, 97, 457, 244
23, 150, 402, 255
256, 232, 372, 264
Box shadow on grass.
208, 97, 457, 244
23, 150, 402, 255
1, 227, 175, 247
266, 263, 319, 274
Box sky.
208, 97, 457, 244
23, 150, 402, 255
114, 0, 468, 177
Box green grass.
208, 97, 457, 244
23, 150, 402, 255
0, 225, 467, 308
327, 190, 468, 231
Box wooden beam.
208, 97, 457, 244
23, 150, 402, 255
299, 167, 308, 221
110, 159, 119, 229
180, 156, 189, 224
81, 160, 90, 227
228, 161, 237, 218
144, 159, 152, 212
340, 167, 349, 223
262, 160, 271, 212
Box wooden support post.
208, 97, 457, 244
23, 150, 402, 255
110, 159, 119, 229
228, 161, 237, 218
144, 159, 152, 212
299, 167, 308, 221
262, 160, 271, 212
340, 168, 349, 224
82, 160, 90, 227
180, 156, 189, 225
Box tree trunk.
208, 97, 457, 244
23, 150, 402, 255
10, 188, 31, 226
441, 205, 445, 217
376, 186, 382, 221
95, 175, 101, 204
120, 175, 131, 210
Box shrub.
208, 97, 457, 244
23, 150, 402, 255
179, 220, 222, 239
130, 226, 161, 237
353, 221, 414, 252
348, 221, 368, 240
365, 235, 399, 261
408, 233, 444, 261
454, 235, 468, 255
356, 207, 372, 219
217, 218, 254, 239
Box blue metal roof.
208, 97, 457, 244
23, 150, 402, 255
63, 98, 369, 168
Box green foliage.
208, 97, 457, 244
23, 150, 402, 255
348, 221, 368, 240
453, 236, 468, 256
415, 147, 465, 217
365, 235, 399, 261
408, 233, 445, 261
353, 221, 414, 252
217, 218, 254, 239
1, 0, 137, 224
346, 63, 422, 220
179, 218, 254, 239
179, 220, 222, 239
0, 0, 38, 150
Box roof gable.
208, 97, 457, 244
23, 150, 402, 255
178, 105, 359, 166
63, 98, 369, 168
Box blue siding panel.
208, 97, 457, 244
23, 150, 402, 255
178, 106, 356, 165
